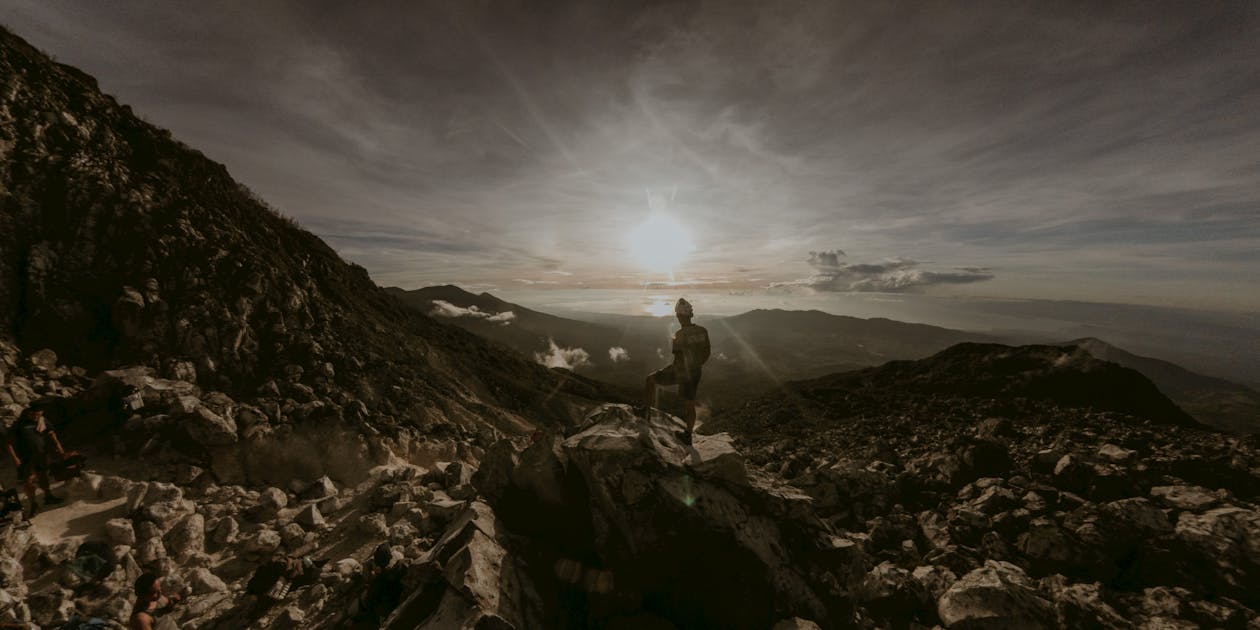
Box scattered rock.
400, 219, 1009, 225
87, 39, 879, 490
294, 504, 325, 530
937, 561, 1055, 629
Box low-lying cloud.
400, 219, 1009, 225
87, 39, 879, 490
608, 347, 630, 362
779, 255, 994, 293
534, 338, 591, 370
428, 299, 515, 325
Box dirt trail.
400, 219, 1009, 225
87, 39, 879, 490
27, 478, 126, 546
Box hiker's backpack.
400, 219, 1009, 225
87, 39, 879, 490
69, 540, 116, 583
61, 615, 111, 630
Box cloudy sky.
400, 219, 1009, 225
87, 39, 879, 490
7, 1, 1259, 312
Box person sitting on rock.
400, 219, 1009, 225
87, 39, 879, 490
643, 298, 711, 443
5, 405, 66, 518
129, 572, 183, 630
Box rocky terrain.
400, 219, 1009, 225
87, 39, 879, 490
709, 343, 1260, 628
6, 337, 1260, 629
3, 21, 1260, 630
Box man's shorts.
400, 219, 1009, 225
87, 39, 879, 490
17, 450, 48, 478
649, 364, 702, 401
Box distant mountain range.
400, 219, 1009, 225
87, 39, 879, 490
390, 285, 1260, 433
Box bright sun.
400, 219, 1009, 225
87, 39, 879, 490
628, 213, 695, 273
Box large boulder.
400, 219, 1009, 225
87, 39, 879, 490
163, 513, 206, 563
937, 561, 1055, 629
1173, 507, 1260, 606
182, 404, 238, 447
383, 502, 541, 629
490, 404, 857, 629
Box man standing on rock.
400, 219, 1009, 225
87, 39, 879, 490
643, 298, 710, 443
6, 405, 66, 519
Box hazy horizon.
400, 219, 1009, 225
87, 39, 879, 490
409, 284, 1260, 388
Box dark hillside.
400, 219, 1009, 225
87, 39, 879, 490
0, 25, 592, 437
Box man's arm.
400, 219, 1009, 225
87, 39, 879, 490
46, 429, 65, 456
698, 328, 711, 364
4, 436, 19, 468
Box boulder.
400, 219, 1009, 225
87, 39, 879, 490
135, 538, 167, 566
470, 439, 518, 504
1096, 444, 1136, 464
163, 514, 206, 562
528, 404, 849, 628
183, 405, 238, 446
687, 432, 748, 485
937, 560, 1055, 629
1150, 485, 1221, 512
384, 502, 539, 629
294, 504, 325, 530
27, 349, 57, 371
251, 486, 288, 521
186, 567, 228, 594
245, 529, 281, 556
105, 518, 137, 547
1016, 518, 1091, 574
423, 492, 467, 524
280, 523, 308, 549
0, 557, 23, 592
210, 516, 240, 546
1042, 579, 1130, 629
300, 475, 338, 501
912, 565, 957, 600
1173, 507, 1260, 605
857, 561, 934, 625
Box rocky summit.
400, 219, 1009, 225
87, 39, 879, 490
1, 20, 1259, 630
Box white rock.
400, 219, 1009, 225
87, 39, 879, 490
186, 567, 228, 594
105, 518, 136, 546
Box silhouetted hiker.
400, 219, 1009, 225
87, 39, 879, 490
6, 405, 66, 519
129, 572, 183, 630
350, 543, 407, 626
643, 298, 711, 442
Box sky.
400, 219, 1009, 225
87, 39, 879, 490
5, 1, 1260, 315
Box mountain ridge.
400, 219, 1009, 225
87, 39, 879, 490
0, 25, 597, 446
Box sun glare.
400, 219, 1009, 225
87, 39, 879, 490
628, 213, 695, 274
644, 297, 675, 317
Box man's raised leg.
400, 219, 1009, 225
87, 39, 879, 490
641, 376, 657, 417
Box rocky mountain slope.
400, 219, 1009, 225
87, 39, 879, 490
1061, 338, 1260, 433
8, 337, 1258, 629
707, 342, 1260, 627
0, 25, 605, 463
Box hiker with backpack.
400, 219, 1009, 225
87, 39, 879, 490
642, 298, 711, 443
6, 405, 67, 519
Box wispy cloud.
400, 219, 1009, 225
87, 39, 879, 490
608, 347, 630, 362
776, 255, 993, 293
428, 299, 515, 325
